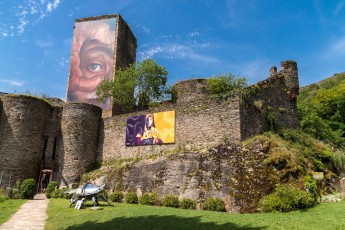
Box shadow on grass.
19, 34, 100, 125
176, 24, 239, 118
65, 215, 265, 230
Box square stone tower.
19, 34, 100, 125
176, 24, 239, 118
66, 14, 137, 118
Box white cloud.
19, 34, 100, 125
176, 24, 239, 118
0, 79, 25, 87
142, 26, 150, 34
0, 1, 61, 37
189, 31, 200, 37
138, 42, 219, 63
34, 39, 55, 48
31, 6, 38, 14
47, 0, 60, 13
58, 57, 69, 68
17, 18, 29, 34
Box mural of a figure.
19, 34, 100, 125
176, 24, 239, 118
66, 18, 116, 110
125, 111, 175, 146
136, 114, 163, 145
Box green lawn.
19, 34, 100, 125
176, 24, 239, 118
45, 199, 345, 230
0, 199, 26, 225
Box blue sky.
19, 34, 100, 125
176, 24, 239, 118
0, 0, 344, 99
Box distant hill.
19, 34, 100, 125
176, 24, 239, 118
300, 72, 345, 99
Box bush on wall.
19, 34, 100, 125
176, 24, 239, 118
207, 74, 247, 101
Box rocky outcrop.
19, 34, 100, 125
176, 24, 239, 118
108, 139, 289, 213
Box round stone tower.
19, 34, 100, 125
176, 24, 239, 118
60, 103, 102, 187
0, 95, 50, 184
172, 79, 208, 103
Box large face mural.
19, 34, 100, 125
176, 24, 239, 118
66, 17, 116, 110
126, 111, 175, 146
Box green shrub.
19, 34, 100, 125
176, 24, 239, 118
109, 191, 124, 203
162, 194, 179, 208
179, 198, 196, 210
21, 179, 36, 199
46, 181, 58, 199
125, 192, 138, 204
0, 195, 8, 203
50, 190, 60, 198
11, 188, 21, 199
0, 189, 8, 203
331, 149, 345, 175
61, 189, 73, 199
313, 159, 325, 171
203, 197, 226, 212
207, 74, 247, 101
139, 192, 157, 206
258, 184, 316, 212
304, 175, 319, 202
321, 149, 332, 160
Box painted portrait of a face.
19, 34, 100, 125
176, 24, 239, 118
66, 18, 116, 110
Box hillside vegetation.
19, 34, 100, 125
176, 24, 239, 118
298, 72, 345, 177
298, 72, 345, 148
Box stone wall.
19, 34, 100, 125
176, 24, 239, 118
97, 94, 241, 161
172, 79, 208, 103
240, 61, 299, 139
0, 95, 50, 184
60, 103, 102, 186
42, 106, 63, 171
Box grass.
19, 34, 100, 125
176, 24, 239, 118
45, 199, 345, 230
0, 199, 26, 225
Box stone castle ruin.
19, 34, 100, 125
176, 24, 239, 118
0, 15, 299, 205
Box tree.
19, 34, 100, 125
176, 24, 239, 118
96, 59, 169, 112
207, 73, 247, 101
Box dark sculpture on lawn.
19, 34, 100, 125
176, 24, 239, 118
67, 182, 111, 209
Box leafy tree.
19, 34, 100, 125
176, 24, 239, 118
96, 59, 169, 111
207, 74, 247, 101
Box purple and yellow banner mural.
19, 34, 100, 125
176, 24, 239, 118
126, 111, 175, 146
66, 17, 117, 110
